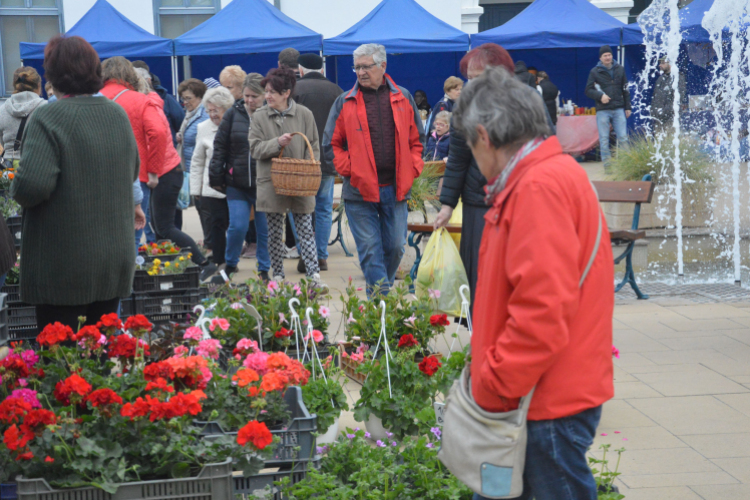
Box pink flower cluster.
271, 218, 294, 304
243, 351, 270, 375
197, 339, 222, 360
9, 388, 41, 409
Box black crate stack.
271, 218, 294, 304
123, 263, 207, 324
1, 283, 37, 345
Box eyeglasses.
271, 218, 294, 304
352, 63, 377, 73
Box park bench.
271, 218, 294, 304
329, 177, 353, 257
406, 173, 654, 299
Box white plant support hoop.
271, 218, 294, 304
301, 307, 335, 406
368, 300, 394, 398
288, 298, 303, 360
450, 284, 473, 352
242, 303, 264, 351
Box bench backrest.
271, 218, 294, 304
592, 180, 654, 204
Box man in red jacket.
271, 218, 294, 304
452, 67, 615, 500
323, 43, 424, 296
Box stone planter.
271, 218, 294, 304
601, 184, 713, 230
316, 416, 340, 444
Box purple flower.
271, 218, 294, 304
365, 432, 371, 438
426, 443, 435, 448
10, 388, 41, 409
376, 440, 386, 448
391, 441, 397, 447
316, 446, 329, 455
346, 433, 355, 439
386, 431, 394, 439
21, 350, 39, 369
431, 427, 442, 440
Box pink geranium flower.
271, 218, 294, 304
319, 306, 330, 318
612, 345, 620, 359
209, 318, 230, 332
304, 330, 324, 343
197, 339, 222, 360
428, 289, 441, 300
230, 302, 244, 310
183, 326, 203, 341
243, 351, 270, 375
174, 345, 189, 357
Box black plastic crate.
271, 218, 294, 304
1, 284, 20, 304
5, 216, 21, 248
8, 304, 35, 329
134, 289, 203, 317
0, 293, 8, 346
132, 266, 200, 293
196, 387, 317, 466
138, 251, 191, 263
120, 296, 134, 318
233, 460, 317, 499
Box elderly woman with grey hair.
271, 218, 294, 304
451, 67, 614, 500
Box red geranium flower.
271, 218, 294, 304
120, 397, 151, 420
0, 397, 31, 424
3, 424, 32, 451
237, 420, 273, 450
45, 456, 55, 463
86, 388, 124, 408
36, 322, 73, 347
397, 334, 419, 348
274, 327, 293, 338
144, 361, 175, 382
96, 313, 123, 334
108, 335, 150, 359
418, 355, 442, 377
73, 326, 104, 350
22, 409, 56, 435
260, 371, 288, 393
54, 374, 92, 405
429, 314, 450, 327
145, 377, 175, 394
124, 315, 153, 334
16, 451, 34, 461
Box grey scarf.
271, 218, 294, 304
485, 137, 545, 205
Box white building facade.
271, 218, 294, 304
0, 0, 635, 96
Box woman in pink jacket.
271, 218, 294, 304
101, 57, 216, 280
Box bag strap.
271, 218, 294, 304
580, 182, 603, 287
13, 116, 28, 152
112, 89, 129, 102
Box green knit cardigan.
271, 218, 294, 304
10, 96, 139, 306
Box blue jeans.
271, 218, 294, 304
135, 181, 157, 245
315, 175, 335, 260
344, 185, 408, 295
596, 109, 628, 163
226, 186, 269, 271
473, 405, 602, 500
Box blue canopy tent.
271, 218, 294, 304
470, 0, 627, 108
323, 0, 470, 108
19, 0, 174, 94
173, 0, 322, 84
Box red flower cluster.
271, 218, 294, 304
265, 352, 310, 388
418, 355, 442, 377
36, 322, 73, 347
237, 420, 273, 450
164, 356, 212, 390
274, 328, 293, 338
86, 388, 123, 408
397, 334, 419, 348
429, 314, 450, 327
144, 361, 175, 381
73, 326, 104, 350
53, 374, 92, 405
96, 313, 123, 334
0, 354, 29, 387
0, 397, 31, 424
2, 408, 55, 461
124, 315, 153, 334
22, 408, 56, 436
120, 391, 204, 422
145, 378, 175, 394
108, 334, 150, 359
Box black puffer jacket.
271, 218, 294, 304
514, 61, 537, 88
585, 62, 631, 111
439, 125, 487, 208
209, 99, 255, 194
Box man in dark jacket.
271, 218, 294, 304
514, 60, 536, 87
651, 57, 687, 132
537, 71, 559, 125
293, 53, 343, 273
585, 45, 631, 164
131, 61, 184, 145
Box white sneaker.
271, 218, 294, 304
285, 246, 300, 259
311, 273, 329, 293
273, 275, 285, 284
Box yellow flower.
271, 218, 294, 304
164, 262, 171, 268
148, 271, 155, 276
179, 257, 185, 262
153, 259, 161, 266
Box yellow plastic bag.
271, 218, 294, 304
448, 199, 462, 248
416, 228, 469, 317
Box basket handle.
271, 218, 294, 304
277, 131, 316, 162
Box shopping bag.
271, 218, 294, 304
416, 228, 469, 317
177, 171, 190, 210
449, 199, 462, 248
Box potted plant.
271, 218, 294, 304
300, 350, 349, 443
0, 315, 275, 494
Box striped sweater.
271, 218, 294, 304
10, 96, 139, 305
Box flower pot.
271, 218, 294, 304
316, 416, 340, 444
365, 414, 389, 442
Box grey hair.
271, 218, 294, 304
353, 43, 387, 65
453, 67, 549, 149
203, 86, 235, 112
434, 110, 452, 124
298, 65, 323, 76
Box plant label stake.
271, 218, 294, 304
288, 298, 303, 360
450, 284, 473, 352
242, 303, 264, 351
368, 300, 394, 398
434, 402, 445, 426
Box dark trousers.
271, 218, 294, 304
202, 196, 229, 266
473, 405, 602, 500
36, 298, 121, 331
150, 167, 205, 265
195, 196, 213, 248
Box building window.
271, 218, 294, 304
154, 0, 219, 39
0, 0, 62, 96
478, 2, 531, 32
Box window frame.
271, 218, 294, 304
0, 0, 64, 97
153, 0, 220, 39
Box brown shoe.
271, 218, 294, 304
318, 258, 328, 271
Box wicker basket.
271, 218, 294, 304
271, 132, 321, 197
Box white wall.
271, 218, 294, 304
64, 0, 155, 33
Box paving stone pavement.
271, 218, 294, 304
180, 194, 750, 499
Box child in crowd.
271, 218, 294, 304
423, 110, 451, 161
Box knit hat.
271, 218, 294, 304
599, 45, 613, 57
204, 77, 221, 89
298, 53, 324, 70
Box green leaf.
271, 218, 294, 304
170, 462, 191, 478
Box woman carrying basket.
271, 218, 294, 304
248, 68, 326, 290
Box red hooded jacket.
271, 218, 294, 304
471, 136, 615, 420
323, 74, 424, 203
